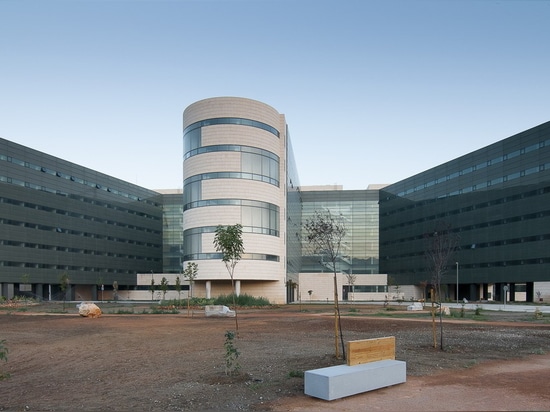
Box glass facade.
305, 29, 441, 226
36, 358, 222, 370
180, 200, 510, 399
0, 138, 163, 299
161, 191, 184, 274
4, 96, 549, 304
300, 188, 380, 276
380, 121, 550, 301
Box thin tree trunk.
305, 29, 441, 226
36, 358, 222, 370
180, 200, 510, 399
231, 277, 239, 334
439, 284, 444, 350
333, 274, 339, 359
431, 288, 437, 348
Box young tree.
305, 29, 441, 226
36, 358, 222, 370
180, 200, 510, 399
59, 272, 70, 311
304, 210, 347, 360
213, 224, 244, 332
112, 280, 118, 301
345, 273, 356, 302
150, 277, 156, 301
425, 221, 459, 350
160, 277, 169, 301
175, 276, 182, 301
183, 262, 199, 317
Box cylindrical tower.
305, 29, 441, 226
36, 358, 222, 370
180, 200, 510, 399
182, 97, 288, 304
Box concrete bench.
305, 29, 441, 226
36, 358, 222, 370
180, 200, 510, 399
407, 302, 424, 311
304, 336, 406, 401
204, 305, 235, 317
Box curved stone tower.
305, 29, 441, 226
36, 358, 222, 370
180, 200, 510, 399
182, 97, 289, 304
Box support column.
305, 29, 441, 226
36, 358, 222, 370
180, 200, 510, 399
3, 283, 15, 300
206, 281, 211, 299
36, 284, 44, 301
91, 285, 98, 301
469, 284, 478, 301
235, 280, 241, 297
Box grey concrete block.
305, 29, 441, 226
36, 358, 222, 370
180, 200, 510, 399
304, 359, 406, 401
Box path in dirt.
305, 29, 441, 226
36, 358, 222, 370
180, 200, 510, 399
270, 353, 550, 411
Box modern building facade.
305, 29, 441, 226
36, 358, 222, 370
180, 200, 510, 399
2, 97, 550, 304
0, 138, 163, 301
380, 121, 550, 303
298, 185, 388, 301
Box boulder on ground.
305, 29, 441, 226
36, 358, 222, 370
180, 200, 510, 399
439, 305, 451, 315
205, 305, 236, 317
77, 302, 102, 318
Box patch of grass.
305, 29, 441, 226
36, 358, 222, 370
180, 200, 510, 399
214, 293, 271, 307
371, 311, 431, 319
287, 370, 304, 378
531, 348, 546, 355
112, 308, 135, 314
247, 382, 263, 391
463, 359, 478, 368
150, 306, 179, 314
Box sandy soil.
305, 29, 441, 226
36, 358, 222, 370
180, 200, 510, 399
1, 302, 549, 411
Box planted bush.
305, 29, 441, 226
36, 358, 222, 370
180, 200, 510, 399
214, 293, 270, 307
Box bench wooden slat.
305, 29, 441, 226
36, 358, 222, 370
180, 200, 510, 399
346, 336, 395, 366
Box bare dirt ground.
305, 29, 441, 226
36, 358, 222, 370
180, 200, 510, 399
1, 302, 550, 411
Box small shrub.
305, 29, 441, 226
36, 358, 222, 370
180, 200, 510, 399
224, 330, 240, 376
214, 293, 270, 307
475, 305, 482, 316
287, 370, 304, 378
150, 306, 179, 314
534, 308, 543, 320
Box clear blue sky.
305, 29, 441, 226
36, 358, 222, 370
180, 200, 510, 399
1, 0, 549, 190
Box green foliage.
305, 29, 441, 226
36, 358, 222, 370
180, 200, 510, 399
0, 339, 10, 380
113, 308, 135, 314
59, 272, 69, 293
213, 224, 244, 269
183, 262, 198, 282
213, 294, 270, 307
183, 262, 199, 299
223, 330, 240, 376
160, 277, 169, 300
150, 306, 179, 314
149, 277, 156, 301
287, 370, 304, 378
175, 276, 182, 300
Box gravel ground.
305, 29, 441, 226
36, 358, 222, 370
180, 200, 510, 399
0, 302, 549, 411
